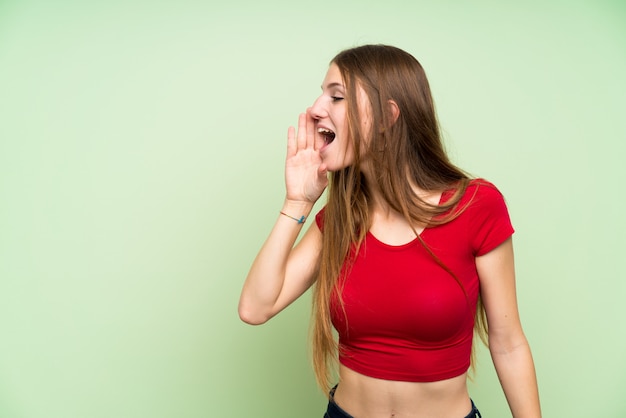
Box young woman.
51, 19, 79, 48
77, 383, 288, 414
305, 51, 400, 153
239, 44, 541, 418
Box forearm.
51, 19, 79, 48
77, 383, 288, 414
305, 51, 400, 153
490, 337, 541, 417
239, 199, 315, 324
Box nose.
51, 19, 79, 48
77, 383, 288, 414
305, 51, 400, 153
309, 95, 327, 120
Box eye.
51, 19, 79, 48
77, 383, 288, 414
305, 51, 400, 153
331, 96, 344, 102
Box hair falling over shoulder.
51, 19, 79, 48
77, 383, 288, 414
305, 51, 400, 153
310, 45, 488, 393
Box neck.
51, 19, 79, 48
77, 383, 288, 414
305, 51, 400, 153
361, 167, 442, 216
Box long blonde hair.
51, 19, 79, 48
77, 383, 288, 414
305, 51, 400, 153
311, 45, 487, 392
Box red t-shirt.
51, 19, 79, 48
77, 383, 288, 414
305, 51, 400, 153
315, 179, 514, 382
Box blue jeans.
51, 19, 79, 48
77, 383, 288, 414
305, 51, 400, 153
323, 386, 482, 418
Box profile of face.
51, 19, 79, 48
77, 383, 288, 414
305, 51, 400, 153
309, 63, 371, 172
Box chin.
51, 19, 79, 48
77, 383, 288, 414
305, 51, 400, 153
321, 153, 356, 173
326, 163, 354, 173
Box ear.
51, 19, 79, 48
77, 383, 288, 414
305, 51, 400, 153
387, 99, 400, 127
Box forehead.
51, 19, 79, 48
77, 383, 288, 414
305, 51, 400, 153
322, 63, 344, 89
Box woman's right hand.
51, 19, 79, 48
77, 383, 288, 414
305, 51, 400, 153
285, 111, 328, 204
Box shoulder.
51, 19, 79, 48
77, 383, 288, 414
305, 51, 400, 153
457, 178, 509, 212
441, 178, 504, 206
466, 178, 505, 199
462, 179, 514, 256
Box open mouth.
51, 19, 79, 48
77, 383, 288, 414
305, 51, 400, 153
318, 128, 336, 145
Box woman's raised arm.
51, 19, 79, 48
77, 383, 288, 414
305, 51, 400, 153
238, 112, 328, 325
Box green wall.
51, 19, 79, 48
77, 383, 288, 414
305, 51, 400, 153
1, 1, 625, 416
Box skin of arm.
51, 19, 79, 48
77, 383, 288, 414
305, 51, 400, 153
476, 238, 542, 417
239, 112, 327, 325
238, 208, 322, 325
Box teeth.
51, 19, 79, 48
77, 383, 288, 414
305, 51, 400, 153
317, 127, 335, 144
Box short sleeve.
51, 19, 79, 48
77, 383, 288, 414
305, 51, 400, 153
467, 181, 515, 256
315, 206, 326, 231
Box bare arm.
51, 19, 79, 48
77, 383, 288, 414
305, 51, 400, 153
239, 204, 322, 325
476, 238, 541, 417
238, 111, 328, 325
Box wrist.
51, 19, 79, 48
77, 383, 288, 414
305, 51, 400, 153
282, 199, 315, 213
281, 199, 315, 223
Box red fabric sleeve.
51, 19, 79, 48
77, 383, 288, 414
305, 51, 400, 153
315, 207, 326, 231
467, 181, 515, 256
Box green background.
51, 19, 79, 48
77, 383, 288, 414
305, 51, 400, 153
1, 0, 625, 416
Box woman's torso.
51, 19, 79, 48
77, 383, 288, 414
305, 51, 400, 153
330, 203, 474, 417
322, 180, 513, 417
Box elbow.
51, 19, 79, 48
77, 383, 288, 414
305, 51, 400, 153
238, 303, 271, 326
488, 330, 530, 356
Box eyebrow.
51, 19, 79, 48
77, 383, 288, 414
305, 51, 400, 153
321, 82, 345, 90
